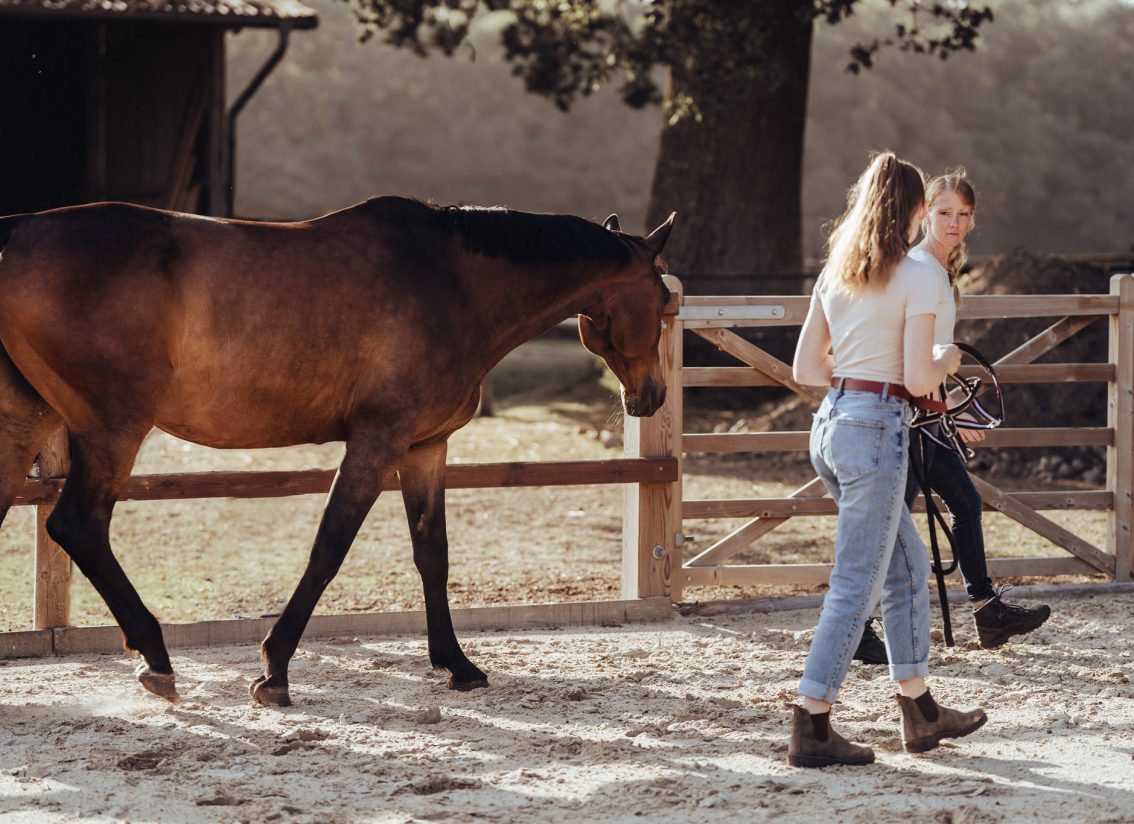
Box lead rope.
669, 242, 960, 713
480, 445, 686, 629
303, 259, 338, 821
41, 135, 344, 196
908, 420, 959, 647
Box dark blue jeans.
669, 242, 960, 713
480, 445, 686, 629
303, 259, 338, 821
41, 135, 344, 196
904, 427, 996, 602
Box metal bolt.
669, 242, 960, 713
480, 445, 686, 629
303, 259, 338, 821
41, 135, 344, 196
650, 545, 666, 560
674, 532, 696, 547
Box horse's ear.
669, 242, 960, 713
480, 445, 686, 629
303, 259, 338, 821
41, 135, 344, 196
646, 212, 677, 254
603, 214, 621, 232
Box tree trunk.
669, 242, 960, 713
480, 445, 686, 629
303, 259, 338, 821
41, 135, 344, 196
645, 1, 814, 296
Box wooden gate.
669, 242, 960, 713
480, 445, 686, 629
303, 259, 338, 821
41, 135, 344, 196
623, 274, 1134, 602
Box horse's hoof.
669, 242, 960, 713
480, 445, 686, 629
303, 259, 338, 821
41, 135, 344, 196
135, 665, 179, 702
250, 675, 292, 707
448, 674, 489, 692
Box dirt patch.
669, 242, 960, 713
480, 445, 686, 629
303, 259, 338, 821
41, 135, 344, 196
1, 588, 1132, 823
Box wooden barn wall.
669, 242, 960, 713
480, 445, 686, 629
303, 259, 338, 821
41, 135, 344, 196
95, 23, 221, 211
0, 20, 224, 216
0, 22, 89, 215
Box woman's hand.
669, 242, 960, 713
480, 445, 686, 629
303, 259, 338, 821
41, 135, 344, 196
956, 411, 987, 443
933, 343, 963, 375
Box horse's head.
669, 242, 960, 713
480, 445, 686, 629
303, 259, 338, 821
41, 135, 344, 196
579, 213, 676, 417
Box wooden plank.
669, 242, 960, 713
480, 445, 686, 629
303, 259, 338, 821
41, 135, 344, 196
681, 490, 1112, 519
681, 295, 809, 327
0, 630, 54, 659
956, 363, 1113, 384
684, 295, 810, 309
49, 598, 673, 657
985, 557, 1097, 577
684, 432, 809, 453
34, 428, 71, 630
683, 477, 829, 567
970, 476, 1115, 576
691, 328, 825, 403
957, 294, 1117, 319
1108, 274, 1134, 580
994, 316, 1103, 366
979, 428, 1112, 448
622, 275, 683, 600
683, 497, 835, 519
683, 367, 784, 388
165, 73, 207, 211
682, 563, 833, 587
681, 427, 1111, 454
14, 458, 679, 507
681, 557, 1095, 588
205, 30, 227, 216
678, 305, 785, 322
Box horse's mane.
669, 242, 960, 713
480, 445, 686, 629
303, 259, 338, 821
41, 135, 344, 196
410, 199, 642, 264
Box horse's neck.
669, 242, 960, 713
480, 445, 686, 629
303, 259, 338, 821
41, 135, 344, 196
466, 260, 613, 361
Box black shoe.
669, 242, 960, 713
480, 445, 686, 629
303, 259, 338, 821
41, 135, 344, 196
974, 588, 1052, 649
852, 618, 888, 665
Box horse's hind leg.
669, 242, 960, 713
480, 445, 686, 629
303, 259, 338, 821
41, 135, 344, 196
399, 441, 488, 691
252, 431, 402, 707
46, 425, 178, 700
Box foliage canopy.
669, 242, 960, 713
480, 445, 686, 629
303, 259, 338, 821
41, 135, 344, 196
344, 1, 994, 120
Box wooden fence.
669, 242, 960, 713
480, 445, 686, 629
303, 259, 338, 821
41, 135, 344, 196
624, 274, 1134, 603
3, 272, 1132, 656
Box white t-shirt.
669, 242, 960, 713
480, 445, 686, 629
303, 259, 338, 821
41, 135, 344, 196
906, 245, 956, 344
815, 254, 943, 385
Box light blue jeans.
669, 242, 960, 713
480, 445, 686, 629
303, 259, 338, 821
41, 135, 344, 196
799, 387, 932, 703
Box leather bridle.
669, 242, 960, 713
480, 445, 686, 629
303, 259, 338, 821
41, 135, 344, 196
911, 341, 1005, 462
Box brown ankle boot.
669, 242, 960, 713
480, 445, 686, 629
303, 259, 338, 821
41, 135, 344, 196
787, 705, 875, 768
895, 693, 987, 753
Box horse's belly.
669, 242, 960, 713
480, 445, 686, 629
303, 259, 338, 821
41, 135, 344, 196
153, 393, 347, 449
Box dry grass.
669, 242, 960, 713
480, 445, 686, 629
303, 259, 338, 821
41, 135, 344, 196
0, 337, 1109, 633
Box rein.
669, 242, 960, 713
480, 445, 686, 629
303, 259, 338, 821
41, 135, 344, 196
908, 342, 1005, 646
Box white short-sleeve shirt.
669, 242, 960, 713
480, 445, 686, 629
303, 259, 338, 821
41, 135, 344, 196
815, 254, 945, 385
906, 246, 956, 345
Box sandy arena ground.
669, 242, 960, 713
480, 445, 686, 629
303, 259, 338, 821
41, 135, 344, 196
2, 586, 1132, 823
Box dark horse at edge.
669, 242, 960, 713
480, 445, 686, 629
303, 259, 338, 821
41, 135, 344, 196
0, 196, 674, 706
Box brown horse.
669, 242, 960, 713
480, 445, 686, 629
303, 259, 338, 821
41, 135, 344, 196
0, 197, 674, 706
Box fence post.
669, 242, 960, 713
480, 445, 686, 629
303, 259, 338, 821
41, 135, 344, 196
33, 427, 71, 629
1108, 274, 1133, 581
622, 275, 683, 600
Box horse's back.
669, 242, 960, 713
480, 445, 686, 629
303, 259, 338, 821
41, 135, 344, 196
0, 201, 465, 447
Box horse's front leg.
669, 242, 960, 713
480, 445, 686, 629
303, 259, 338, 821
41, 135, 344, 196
251, 432, 399, 707
46, 427, 178, 701
399, 440, 488, 691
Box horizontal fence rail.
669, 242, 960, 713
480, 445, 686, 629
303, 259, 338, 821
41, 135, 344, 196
16, 458, 678, 506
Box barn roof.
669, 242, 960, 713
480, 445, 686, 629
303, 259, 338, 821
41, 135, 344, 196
0, 0, 318, 28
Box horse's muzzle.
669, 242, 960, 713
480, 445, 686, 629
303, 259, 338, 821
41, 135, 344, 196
622, 383, 666, 418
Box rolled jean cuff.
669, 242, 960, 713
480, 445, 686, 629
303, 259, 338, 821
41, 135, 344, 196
798, 677, 841, 705
887, 661, 929, 682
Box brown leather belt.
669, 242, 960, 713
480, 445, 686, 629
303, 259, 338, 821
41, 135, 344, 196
830, 378, 947, 413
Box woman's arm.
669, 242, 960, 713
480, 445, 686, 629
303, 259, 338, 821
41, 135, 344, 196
793, 294, 835, 387
903, 313, 961, 397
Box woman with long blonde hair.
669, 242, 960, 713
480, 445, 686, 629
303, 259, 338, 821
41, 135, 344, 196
790, 152, 987, 767
854, 172, 1051, 666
